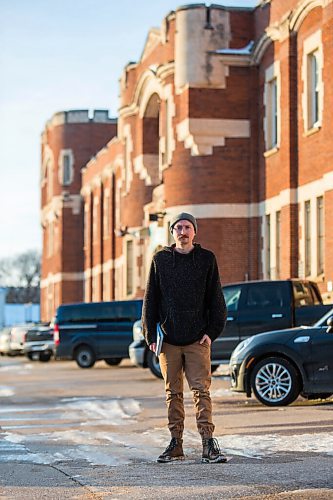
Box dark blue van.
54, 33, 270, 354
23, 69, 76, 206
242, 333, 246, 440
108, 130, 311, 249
54, 300, 142, 368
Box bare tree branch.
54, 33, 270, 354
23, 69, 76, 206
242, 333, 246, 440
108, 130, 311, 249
0, 250, 41, 303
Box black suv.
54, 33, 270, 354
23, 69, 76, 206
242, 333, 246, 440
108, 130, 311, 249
54, 300, 142, 368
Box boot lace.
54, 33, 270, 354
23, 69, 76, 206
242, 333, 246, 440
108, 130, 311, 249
165, 437, 178, 452
207, 437, 221, 454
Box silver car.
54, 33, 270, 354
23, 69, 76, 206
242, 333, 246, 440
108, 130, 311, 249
0, 328, 12, 356
9, 324, 35, 355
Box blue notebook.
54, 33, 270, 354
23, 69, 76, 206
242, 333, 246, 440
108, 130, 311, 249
156, 323, 164, 356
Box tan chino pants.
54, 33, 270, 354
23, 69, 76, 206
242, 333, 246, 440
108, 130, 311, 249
159, 340, 215, 439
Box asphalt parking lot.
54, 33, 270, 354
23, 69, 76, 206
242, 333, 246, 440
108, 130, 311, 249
0, 357, 332, 499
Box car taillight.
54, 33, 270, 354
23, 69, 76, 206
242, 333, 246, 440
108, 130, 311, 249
54, 323, 60, 346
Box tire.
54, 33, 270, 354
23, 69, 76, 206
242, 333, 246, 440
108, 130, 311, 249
104, 358, 122, 366
39, 352, 52, 362
251, 357, 300, 407
75, 345, 96, 368
211, 364, 220, 374
147, 350, 163, 379
27, 352, 35, 361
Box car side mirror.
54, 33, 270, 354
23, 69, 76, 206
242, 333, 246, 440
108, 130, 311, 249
326, 316, 333, 333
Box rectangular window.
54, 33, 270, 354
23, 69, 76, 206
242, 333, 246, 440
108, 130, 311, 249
84, 204, 89, 249
116, 181, 121, 229
62, 154, 71, 185
124, 136, 130, 192
276, 211, 281, 279
268, 78, 278, 149
126, 240, 134, 296
103, 194, 110, 239
93, 199, 98, 243
308, 50, 320, 129
165, 99, 169, 164
266, 215, 271, 279
304, 200, 311, 276
317, 196, 324, 275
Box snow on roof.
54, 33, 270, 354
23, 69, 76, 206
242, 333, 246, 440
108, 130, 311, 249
213, 40, 255, 55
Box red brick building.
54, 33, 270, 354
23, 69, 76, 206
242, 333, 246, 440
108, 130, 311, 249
40, 110, 117, 319
41, 0, 333, 320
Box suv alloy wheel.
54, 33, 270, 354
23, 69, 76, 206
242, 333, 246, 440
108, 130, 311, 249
251, 356, 300, 406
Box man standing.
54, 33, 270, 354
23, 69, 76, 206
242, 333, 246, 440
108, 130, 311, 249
142, 212, 227, 463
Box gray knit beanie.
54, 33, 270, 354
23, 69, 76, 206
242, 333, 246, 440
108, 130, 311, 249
169, 212, 197, 234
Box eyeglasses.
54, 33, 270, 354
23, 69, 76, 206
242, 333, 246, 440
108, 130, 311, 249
173, 224, 193, 232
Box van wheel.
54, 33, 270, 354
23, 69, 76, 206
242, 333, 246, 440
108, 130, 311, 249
147, 350, 163, 379
251, 357, 300, 406
75, 345, 96, 368
104, 358, 122, 366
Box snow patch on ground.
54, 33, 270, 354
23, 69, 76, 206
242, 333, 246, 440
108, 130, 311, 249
220, 433, 333, 459
1, 393, 332, 467
3, 427, 333, 467
63, 398, 141, 426
0, 363, 33, 374
0, 386, 15, 397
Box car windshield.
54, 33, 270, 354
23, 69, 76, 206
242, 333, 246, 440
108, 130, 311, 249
313, 307, 333, 327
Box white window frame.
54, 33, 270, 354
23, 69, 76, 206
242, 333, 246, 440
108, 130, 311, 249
264, 61, 281, 152
159, 86, 175, 172
302, 30, 324, 133
262, 209, 281, 280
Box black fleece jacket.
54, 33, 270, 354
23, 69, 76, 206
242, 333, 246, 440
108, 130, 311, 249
142, 243, 227, 346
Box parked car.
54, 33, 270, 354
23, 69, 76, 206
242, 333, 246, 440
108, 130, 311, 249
54, 300, 143, 368
129, 279, 332, 378
0, 328, 12, 356
229, 307, 333, 406
8, 324, 37, 356
23, 324, 54, 362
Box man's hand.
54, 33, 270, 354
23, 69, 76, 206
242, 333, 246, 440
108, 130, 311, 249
199, 334, 211, 346
149, 343, 157, 353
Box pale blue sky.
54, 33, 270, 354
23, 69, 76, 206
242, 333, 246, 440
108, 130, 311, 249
0, 0, 257, 259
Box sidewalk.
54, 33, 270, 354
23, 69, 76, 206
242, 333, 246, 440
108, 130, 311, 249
1, 455, 332, 499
